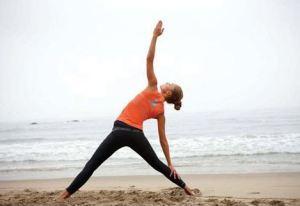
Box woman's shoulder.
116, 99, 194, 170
141, 86, 164, 103
142, 85, 159, 93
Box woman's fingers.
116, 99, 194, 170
170, 169, 175, 179
155, 21, 162, 30
170, 169, 179, 179
153, 20, 164, 37
169, 165, 181, 180
172, 170, 176, 179
175, 170, 180, 179
169, 170, 173, 177
174, 170, 181, 180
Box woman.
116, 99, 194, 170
58, 20, 194, 200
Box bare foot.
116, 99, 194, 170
184, 185, 195, 196
56, 190, 71, 202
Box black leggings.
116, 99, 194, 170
66, 120, 186, 194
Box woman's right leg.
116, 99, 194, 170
65, 131, 125, 195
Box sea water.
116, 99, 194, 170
0, 108, 300, 180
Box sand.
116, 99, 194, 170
0, 172, 300, 206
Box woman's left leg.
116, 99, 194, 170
127, 132, 186, 189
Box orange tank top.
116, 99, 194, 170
116, 87, 165, 130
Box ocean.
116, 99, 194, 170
0, 108, 300, 180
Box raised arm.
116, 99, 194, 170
146, 20, 164, 87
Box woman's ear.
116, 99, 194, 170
166, 90, 172, 97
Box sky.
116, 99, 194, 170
0, 0, 299, 122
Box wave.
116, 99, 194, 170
1, 152, 300, 164
172, 152, 300, 159
0, 166, 83, 173
0, 136, 97, 144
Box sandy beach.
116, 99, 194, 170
0, 172, 300, 205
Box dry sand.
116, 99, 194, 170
0, 172, 300, 206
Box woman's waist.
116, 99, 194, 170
113, 120, 143, 133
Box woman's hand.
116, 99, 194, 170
153, 20, 164, 37
169, 164, 181, 180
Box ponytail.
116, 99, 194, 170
174, 100, 182, 111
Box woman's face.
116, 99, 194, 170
160, 82, 175, 96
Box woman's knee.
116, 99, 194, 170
83, 159, 98, 172
149, 158, 168, 172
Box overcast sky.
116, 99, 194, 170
0, 0, 299, 122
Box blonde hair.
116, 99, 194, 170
165, 84, 183, 110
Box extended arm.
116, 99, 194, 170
146, 20, 164, 87
156, 113, 172, 166
156, 113, 181, 179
